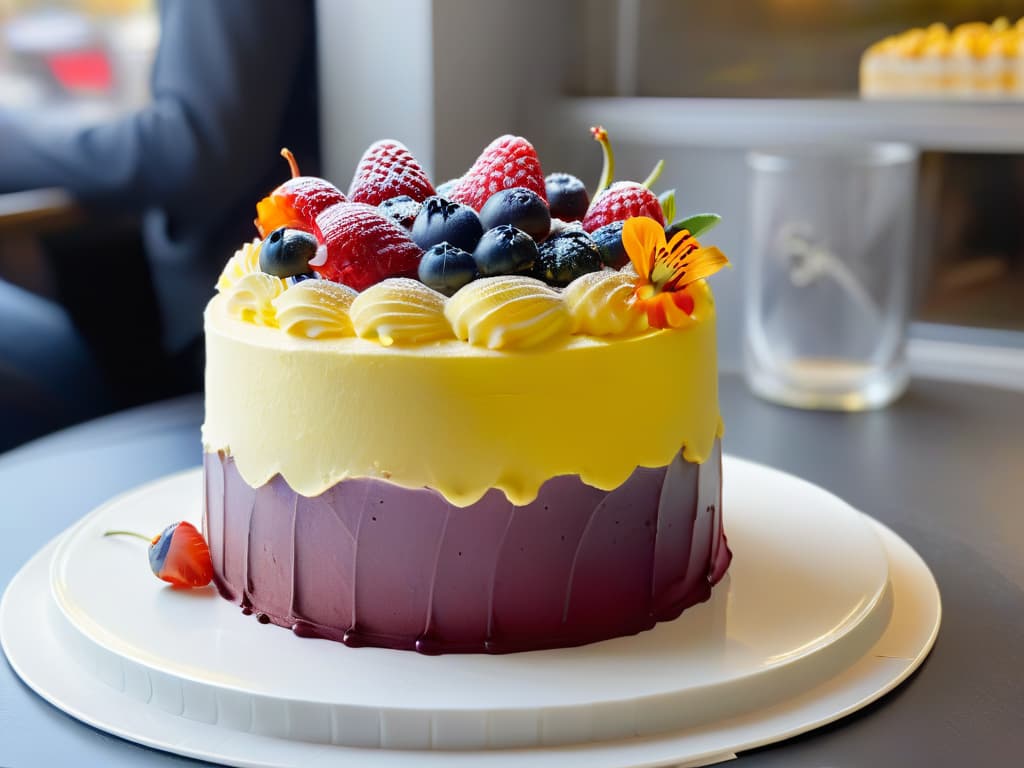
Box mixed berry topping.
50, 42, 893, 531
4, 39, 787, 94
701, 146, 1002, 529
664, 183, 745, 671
255, 149, 346, 238
449, 135, 547, 212
259, 227, 319, 277
533, 230, 603, 287
348, 140, 435, 206
247, 129, 721, 298
478, 187, 551, 243
545, 172, 590, 222
377, 195, 422, 231
473, 224, 538, 277
591, 220, 628, 269
418, 242, 478, 296
411, 196, 484, 253
312, 203, 423, 290
583, 181, 665, 233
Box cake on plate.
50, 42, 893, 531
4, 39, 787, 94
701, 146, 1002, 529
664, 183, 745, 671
202, 128, 732, 653
861, 18, 1024, 99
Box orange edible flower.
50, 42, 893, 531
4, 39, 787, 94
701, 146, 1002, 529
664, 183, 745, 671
622, 216, 729, 329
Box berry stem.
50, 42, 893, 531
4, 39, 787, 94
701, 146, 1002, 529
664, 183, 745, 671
642, 159, 665, 190
281, 147, 300, 179
590, 126, 615, 199
103, 530, 152, 542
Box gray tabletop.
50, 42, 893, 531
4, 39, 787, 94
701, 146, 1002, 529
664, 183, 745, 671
1, 375, 1022, 767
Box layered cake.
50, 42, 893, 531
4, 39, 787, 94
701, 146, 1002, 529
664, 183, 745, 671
861, 18, 1024, 99
202, 129, 732, 653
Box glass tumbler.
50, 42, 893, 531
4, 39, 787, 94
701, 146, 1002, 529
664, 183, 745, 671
744, 144, 917, 411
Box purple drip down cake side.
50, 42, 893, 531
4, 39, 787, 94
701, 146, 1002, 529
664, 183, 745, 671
203, 440, 730, 654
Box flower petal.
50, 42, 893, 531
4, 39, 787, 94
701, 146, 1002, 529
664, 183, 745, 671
660, 245, 730, 292
666, 227, 698, 256
670, 289, 696, 316
622, 216, 667, 281
676, 246, 730, 285
642, 290, 696, 329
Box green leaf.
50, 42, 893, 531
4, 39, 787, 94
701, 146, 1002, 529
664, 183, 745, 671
665, 213, 721, 239
658, 189, 676, 225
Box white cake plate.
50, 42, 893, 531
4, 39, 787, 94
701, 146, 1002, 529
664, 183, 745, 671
1, 457, 940, 768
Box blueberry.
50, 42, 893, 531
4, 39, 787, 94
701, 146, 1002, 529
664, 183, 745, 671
259, 227, 318, 277
547, 218, 585, 240
378, 195, 422, 230
287, 273, 317, 286
418, 242, 478, 296
591, 220, 628, 269
532, 230, 603, 287
545, 173, 589, 222
473, 225, 539, 277
411, 196, 484, 253
478, 188, 551, 242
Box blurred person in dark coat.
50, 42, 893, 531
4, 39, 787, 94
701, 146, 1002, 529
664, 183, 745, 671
0, 0, 320, 449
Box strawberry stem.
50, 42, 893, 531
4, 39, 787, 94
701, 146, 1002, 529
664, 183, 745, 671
104, 530, 152, 543
590, 126, 615, 198
642, 159, 665, 190
281, 148, 300, 179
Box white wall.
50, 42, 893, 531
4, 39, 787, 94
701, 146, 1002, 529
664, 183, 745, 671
316, 0, 566, 186
316, 0, 435, 186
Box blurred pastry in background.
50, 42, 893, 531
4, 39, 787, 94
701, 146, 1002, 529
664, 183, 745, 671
861, 17, 1024, 99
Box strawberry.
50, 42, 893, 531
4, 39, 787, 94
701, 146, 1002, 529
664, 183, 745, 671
104, 521, 213, 589
582, 182, 665, 233
151, 522, 214, 588
348, 140, 435, 206
256, 149, 346, 238
312, 203, 423, 290
450, 135, 547, 212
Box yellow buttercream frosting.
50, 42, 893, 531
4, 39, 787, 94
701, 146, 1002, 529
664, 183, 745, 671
350, 278, 453, 346
445, 276, 572, 349
202, 288, 722, 507
273, 280, 357, 339
564, 269, 648, 337
217, 239, 276, 292
223, 272, 284, 327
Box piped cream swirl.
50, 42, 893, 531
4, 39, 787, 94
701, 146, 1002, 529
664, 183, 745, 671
350, 278, 453, 346
273, 280, 357, 339
217, 239, 280, 292
564, 270, 648, 337
224, 272, 284, 327
445, 276, 571, 349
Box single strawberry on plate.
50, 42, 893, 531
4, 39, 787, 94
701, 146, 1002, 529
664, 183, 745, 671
348, 140, 435, 206
450, 135, 547, 212
256, 148, 347, 238
311, 203, 423, 290
104, 521, 213, 589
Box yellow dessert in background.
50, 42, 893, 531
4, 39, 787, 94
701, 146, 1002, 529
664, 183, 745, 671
860, 18, 1024, 99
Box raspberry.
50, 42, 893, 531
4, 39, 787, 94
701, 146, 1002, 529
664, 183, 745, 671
348, 140, 435, 206
313, 203, 423, 291
450, 135, 547, 212
582, 182, 665, 233
255, 149, 346, 238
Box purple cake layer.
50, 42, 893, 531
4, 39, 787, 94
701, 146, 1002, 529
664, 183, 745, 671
203, 441, 730, 654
